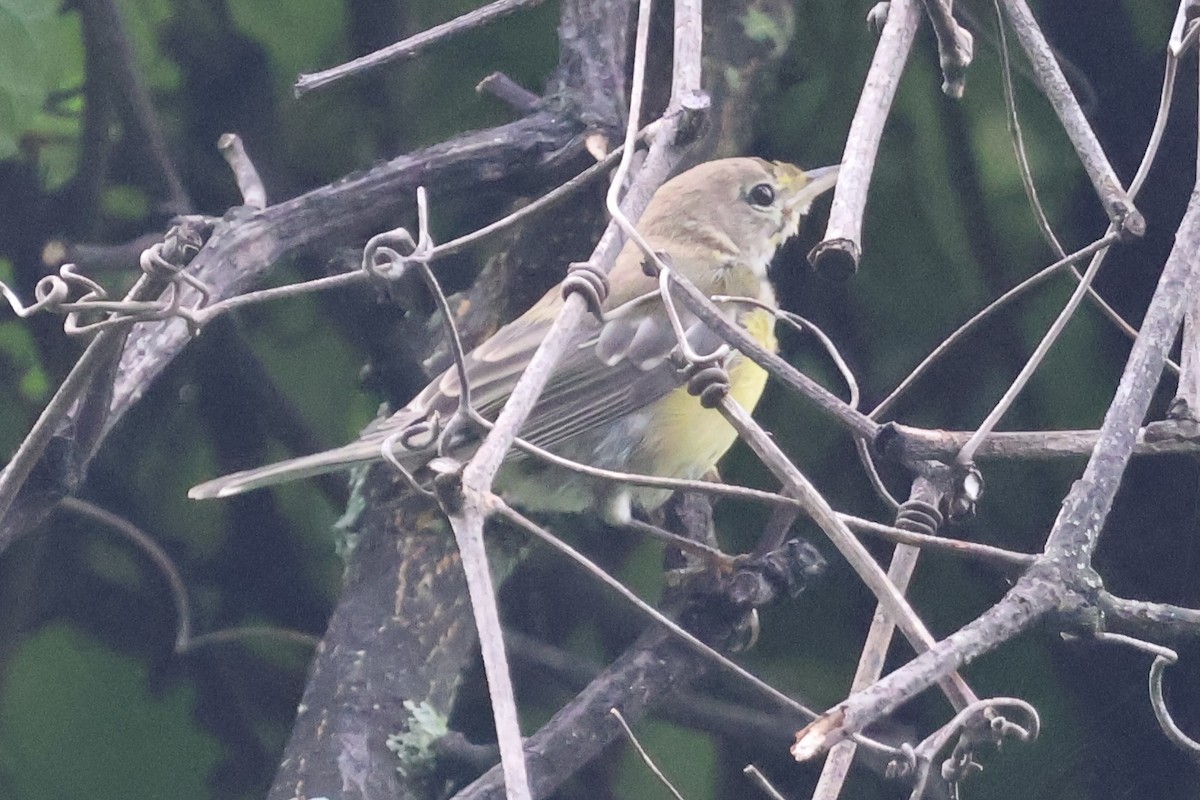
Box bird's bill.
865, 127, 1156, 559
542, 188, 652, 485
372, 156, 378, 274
789, 164, 840, 214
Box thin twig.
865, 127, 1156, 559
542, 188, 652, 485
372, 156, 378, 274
997, 0, 1143, 238
184, 142, 629, 329
955, 231, 1112, 465
743, 765, 788, 800
83, 0, 191, 214
180, 626, 320, 652
476, 72, 542, 113
494, 500, 824, 722
716, 397, 976, 712
993, 0, 1181, 375
59, 496, 192, 650
496, 499, 920, 775
668, 272, 878, 439
881, 422, 1200, 462
40, 234, 162, 274
621, 517, 732, 565
506, 629, 821, 753
610, 709, 687, 800
57, 497, 320, 654
1097, 593, 1200, 643
295, 0, 550, 96
870, 233, 1118, 422
399, 186, 531, 797
0, 274, 154, 527
841, 514, 1035, 569
956, 10, 1191, 463
814, 477, 955, 800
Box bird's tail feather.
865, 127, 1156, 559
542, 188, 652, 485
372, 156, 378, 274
188, 440, 385, 500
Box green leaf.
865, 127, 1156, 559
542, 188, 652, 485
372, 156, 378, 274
0, 2, 82, 162
0, 623, 222, 800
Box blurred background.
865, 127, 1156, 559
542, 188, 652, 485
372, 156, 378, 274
0, 0, 1197, 798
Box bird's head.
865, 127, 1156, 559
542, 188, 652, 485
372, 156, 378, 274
638, 157, 839, 283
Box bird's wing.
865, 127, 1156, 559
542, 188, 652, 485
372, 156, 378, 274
372, 302, 727, 455
188, 299, 730, 500
517, 310, 729, 451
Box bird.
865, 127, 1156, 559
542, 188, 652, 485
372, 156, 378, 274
189, 157, 839, 523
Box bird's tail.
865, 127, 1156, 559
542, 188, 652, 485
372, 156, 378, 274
188, 440, 384, 500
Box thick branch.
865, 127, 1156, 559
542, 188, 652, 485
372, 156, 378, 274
456, 627, 713, 800
0, 110, 579, 555
267, 484, 479, 800
879, 423, 1200, 464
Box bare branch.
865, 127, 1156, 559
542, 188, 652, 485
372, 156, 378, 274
841, 514, 1034, 569
955, 231, 1113, 465
218, 133, 267, 210
879, 423, 1200, 464
294, 0, 551, 96
477, 72, 542, 113
181, 142, 625, 329
870, 234, 1119, 422
793, 147, 1200, 759
1177, 285, 1200, 419
997, 0, 1144, 238
744, 765, 789, 800
388, 186, 530, 796
453, 499, 901, 799
668, 272, 878, 439
814, 475, 955, 800
810, 0, 920, 279
57, 497, 320, 654
0, 111, 581, 557
610, 709, 687, 800
993, 0, 1181, 375
920, 0, 974, 98
717, 397, 976, 713
446, 1, 695, 794
0, 271, 159, 529
494, 501, 820, 721
1098, 593, 1200, 643
40, 234, 163, 274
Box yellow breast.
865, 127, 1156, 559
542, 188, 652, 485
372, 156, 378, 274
641, 308, 777, 480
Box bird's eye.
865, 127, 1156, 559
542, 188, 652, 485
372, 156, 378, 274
747, 183, 775, 207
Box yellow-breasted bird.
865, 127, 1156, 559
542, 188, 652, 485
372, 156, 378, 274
189, 158, 838, 522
